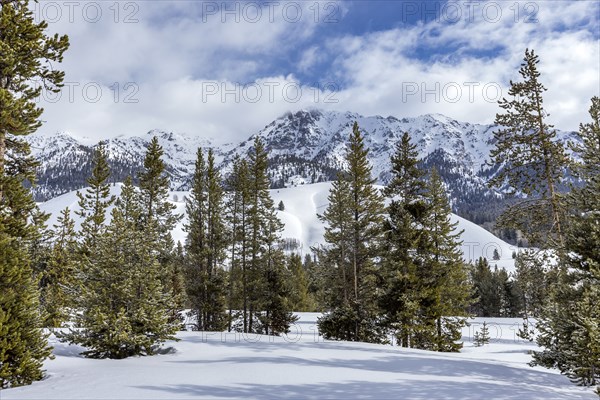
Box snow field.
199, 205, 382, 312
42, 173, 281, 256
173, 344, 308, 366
3, 314, 595, 399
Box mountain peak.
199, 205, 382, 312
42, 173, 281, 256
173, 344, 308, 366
25, 110, 577, 209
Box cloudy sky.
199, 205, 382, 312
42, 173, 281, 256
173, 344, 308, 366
34, 0, 599, 144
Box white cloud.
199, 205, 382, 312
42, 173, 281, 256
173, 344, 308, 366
34, 0, 599, 144
319, 1, 600, 130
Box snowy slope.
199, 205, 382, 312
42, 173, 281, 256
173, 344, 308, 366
39, 182, 517, 272
2, 313, 595, 400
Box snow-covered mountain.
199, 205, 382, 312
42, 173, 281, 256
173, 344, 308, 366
26, 109, 577, 227
27, 129, 231, 200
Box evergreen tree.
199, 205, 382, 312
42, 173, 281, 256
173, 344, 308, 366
60, 177, 178, 358
304, 252, 326, 312
318, 122, 385, 343
224, 141, 295, 334
473, 321, 491, 347
470, 258, 495, 317
170, 241, 187, 326
470, 259, 516, 317
489, 49, 567, 247
414, 169, 472, 352
260, 247, 296, 335
224, 155, 240, 330
41, 207, 78, 327
379, 132, 427, 347
0, 0, 69, 388
513, 250, 547, 320
138, 136, 181, 247
225, 155, 251, 332
76, 141, 115, 252
517, 317, 536, 342
138, 137, 183, 319
247, 138, 296, 334
278, 200, 285, 211
185, 148, 228, 331
28, 208, 52, 288
288, 253, 312, 312
532, 97, 600, 389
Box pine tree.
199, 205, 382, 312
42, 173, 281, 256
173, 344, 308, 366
470, 258, 495, 317
0, 0, 69, 388
278, 200, 285, 211
318, 122, 385, 343
288, 253, 312, 312
532, 97, 600, 388
414, 169, 472, 352
41, 207, 78, 327
489, 49, 567, 247
170, 241, 187, 327
185, 148, 228, 331
470, 259, 516, 318
517, 318, 536, 342
138, 137, 183, 320
60, 177, 178, 358
138, 136, 181, 247
473, 321, 491, 347
513, 250, 547, 320
304, 252, 326, 312
260, 248, 296, 335
225, 155, 251, 332
246, 138, 296, 334
379, 132, 427, 347
224, 141, 295, 334
76, 141, 115, 252
28, 207, 52, 288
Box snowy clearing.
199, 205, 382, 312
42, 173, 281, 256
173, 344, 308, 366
3, 314, 595, 400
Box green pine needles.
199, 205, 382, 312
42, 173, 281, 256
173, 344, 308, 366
0, 0, 69, 388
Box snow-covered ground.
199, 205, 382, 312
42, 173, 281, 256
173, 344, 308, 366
39, 182, 518, 272
3, 314, 595, 399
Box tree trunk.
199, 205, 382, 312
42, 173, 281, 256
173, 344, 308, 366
534, 85, 563, 247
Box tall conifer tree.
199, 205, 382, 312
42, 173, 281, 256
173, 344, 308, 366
76, 141, 115, 252
318, 122, 385, 343
380, 132, 427, 347
414, 169, 471, 352
42, 207, 78, 327
0, 0, 68, 387
185, 148, 228, 331
247, 138, 295, 334
489, 49, 567, 247
225, 155, 249, 331
61, 177, 178, 358
138, 137, 183, 318
533, 97, 600, 389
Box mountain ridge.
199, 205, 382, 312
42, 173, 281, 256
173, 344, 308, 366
26, 109, 577, 234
